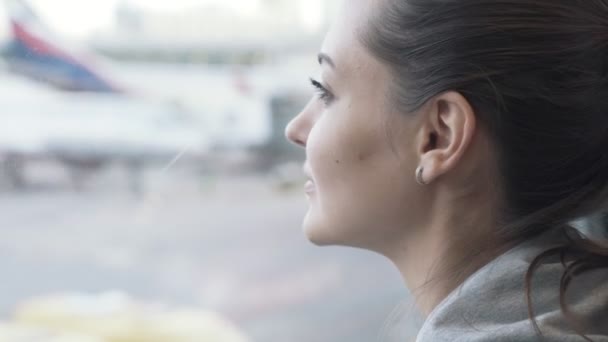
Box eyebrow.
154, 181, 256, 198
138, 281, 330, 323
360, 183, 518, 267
317, 53, 336, 69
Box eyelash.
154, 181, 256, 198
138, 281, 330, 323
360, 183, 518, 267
310, 78, 334, 105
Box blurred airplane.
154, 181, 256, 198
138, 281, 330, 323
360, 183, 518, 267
0, 0, 274, 191
1, 0, 123, 93
0, 74, 208, 191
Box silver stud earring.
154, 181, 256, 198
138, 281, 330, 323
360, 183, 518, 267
416, 166, 427, 185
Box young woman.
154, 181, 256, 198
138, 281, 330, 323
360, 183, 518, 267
286, 0, 608, 340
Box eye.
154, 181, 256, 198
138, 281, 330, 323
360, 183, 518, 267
309, 78, 334, 106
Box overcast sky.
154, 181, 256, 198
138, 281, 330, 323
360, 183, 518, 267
0, 0, 329, 42
28, 0, 265, 38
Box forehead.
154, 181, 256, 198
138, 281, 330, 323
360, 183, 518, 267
320, 0, 381, 76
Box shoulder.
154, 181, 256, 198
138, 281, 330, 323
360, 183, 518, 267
416, 229, 608, 342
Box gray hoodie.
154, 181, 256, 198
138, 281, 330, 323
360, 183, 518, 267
416, 228, 608, 341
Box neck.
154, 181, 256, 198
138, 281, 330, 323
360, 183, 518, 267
385, 192, 503, 316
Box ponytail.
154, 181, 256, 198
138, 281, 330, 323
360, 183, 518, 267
525, 224, 608, 341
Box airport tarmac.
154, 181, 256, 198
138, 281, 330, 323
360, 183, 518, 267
0, 167, 421, 342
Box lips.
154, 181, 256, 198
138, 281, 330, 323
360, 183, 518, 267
303, 164, 315, 193
304, 180, 315, 193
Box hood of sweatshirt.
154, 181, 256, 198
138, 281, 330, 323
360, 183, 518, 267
416, 228, 608, 342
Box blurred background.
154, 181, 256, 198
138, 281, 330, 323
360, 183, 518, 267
0, 0, 422, 341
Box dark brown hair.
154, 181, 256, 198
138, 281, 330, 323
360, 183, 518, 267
360, 0, 608, 339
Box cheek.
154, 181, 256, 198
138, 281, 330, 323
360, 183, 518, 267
307, 103, 381, 166
306, 110, 369, 178
306, 106, 399, 209
302, 104, 421, 246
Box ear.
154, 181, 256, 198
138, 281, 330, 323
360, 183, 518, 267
415, 91, 476, 184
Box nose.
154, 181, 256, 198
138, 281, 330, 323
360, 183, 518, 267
285, 104, 313, 148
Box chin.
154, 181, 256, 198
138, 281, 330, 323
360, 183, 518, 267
303, 222, 332, 246
305, 233, 331, 246
302, 215, 367, 249
302, 212, 341, 246
302, 217, 379, 252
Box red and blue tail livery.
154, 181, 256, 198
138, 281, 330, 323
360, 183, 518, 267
2, 0, 122, 93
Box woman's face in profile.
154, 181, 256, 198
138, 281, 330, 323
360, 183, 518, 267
286, 0, 427, 252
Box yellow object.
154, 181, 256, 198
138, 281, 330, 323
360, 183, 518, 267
0, 322, 102, 342
11, 292, 249, 342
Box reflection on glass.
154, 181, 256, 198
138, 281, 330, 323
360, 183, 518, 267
0, 1, 415, 341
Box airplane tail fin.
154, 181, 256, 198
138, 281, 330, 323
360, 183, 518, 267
2, 0, 123, 93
